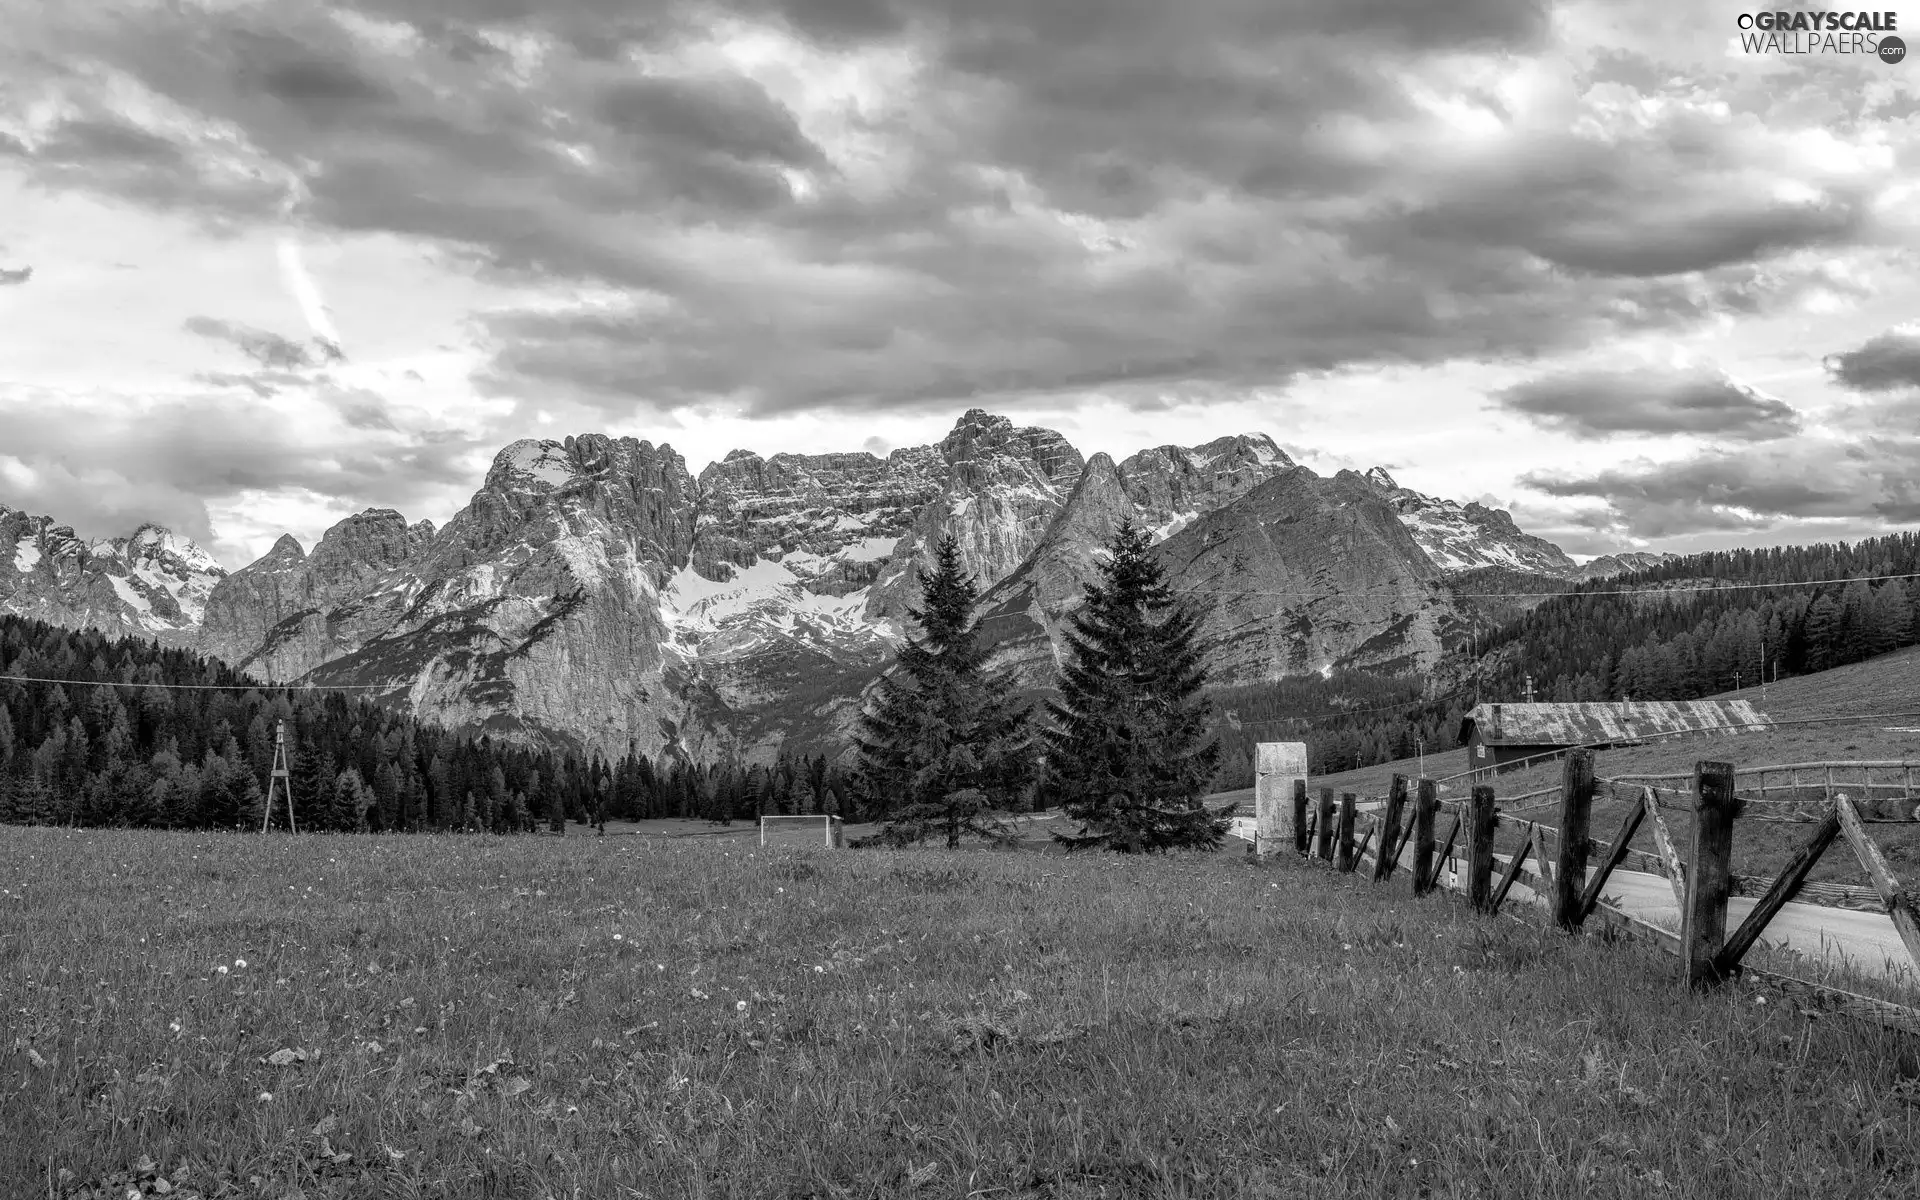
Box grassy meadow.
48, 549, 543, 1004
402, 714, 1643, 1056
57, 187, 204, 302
5, 827, 1920, 1200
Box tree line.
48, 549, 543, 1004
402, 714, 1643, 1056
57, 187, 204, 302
1461, 533, 1920, 706
0, 615, 850, 833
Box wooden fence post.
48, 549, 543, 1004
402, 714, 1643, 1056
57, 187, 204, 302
1682, 760, 1738, 988
1334, 793, 1358, 872
1292, 779, 1310, 856
1374, 775, 1411, 882
1554, 748, 1596, 931
1315, 787, 1336, 861
1412, 779, 1438, 896
1468, 785, 1497, 913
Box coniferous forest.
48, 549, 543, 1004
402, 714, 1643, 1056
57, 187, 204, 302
0, 615, 856, 831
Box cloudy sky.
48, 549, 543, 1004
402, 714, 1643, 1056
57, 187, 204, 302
2, 0, 1918, 569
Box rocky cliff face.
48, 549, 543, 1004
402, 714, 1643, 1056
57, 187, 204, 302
862, 410, 1086, 623
0, 505, 225, 640
0, 410, 1608, 762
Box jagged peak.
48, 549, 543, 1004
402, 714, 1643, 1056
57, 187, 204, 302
264, 533, 306, 562
1364, 466, 1399, 491
722, 448, 761, 463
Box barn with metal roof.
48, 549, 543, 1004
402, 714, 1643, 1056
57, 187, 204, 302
1457, 700, 1774, 774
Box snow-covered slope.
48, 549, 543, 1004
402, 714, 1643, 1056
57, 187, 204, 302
1355, 468, 1579, 577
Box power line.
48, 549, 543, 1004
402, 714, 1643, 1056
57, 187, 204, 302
980, 569, 1920, 619
0, 673, 392, 692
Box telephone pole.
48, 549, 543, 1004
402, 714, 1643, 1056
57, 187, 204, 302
262, 719, 297, 834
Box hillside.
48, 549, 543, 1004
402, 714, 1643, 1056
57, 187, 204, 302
1212, 644, 1920, 883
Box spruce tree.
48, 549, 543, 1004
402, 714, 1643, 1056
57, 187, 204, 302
855, 535, 1034, 848
1043, 519, 1229, 853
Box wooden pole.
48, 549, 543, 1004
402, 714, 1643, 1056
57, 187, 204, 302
1468, 785, 1497, 913
1836, 796, 1920, 973
1716, 810, 1840, 975
1315, 787, 1336, 862
1554, 749, 1596, 932
1349, 827, 1373, 874
1682, 761, 1738, 988
1489, 820, 1534, 915
1334, 793, 1358, 872
1373, 775, 1411, 883
1575, 798, 1647, 926
1642, 788, 1688, 907
1411, 779, 1438, 896
1292, 779, 1310, 856
263, 718, 295, 834
1432, 813, 1460, 895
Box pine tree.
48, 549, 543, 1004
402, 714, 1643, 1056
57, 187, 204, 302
1042, 519, 1228, 853
854, 535, 1034, 848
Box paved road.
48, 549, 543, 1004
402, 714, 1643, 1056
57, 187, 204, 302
1237, 822, 1917, 984
1445, 852, 1919, 983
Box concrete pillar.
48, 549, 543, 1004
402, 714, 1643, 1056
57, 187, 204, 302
1254, 742, 1308, 858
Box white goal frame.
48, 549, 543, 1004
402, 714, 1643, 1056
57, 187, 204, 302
759, 814, 845, 848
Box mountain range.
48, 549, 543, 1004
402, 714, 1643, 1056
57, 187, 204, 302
0, 410, 1670, 762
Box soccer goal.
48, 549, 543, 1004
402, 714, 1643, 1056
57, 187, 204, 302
760, 814, 845, 849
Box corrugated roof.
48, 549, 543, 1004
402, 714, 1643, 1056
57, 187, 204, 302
1459, 700, 1772, 747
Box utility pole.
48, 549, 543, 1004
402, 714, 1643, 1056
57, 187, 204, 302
1418, 736, 1425, 778
1524, 674, 1535, 704
263, 718, 296, 834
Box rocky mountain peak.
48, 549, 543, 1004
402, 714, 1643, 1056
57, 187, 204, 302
1117, 433, 1296, 542
264, 533, 306, 565
937, 410, 1084, 487
1364, 466, 1398, 490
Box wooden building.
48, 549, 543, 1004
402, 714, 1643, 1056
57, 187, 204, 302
1457, 700, 1773, 774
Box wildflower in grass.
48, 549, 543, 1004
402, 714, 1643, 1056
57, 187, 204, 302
234, 958, 246, 969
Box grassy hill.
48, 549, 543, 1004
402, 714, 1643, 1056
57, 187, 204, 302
1211, 644, 1920, 883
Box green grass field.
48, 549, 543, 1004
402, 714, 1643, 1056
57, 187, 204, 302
7, 827, 1920, 1199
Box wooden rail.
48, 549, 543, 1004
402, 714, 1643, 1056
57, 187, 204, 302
1280, 754, 1920, 1039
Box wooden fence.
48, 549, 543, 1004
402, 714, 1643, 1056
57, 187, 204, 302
1284, 750, 1920, 1035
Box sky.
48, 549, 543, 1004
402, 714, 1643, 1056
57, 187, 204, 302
2, 0, 1918, 570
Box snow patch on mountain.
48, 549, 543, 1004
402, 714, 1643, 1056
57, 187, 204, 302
107, 574, 152, 616
1353, 468, 1578, 577
13, 542, 39, 572
1149, 511, 1200, 543
499, 440, 577, 489
837, 535, 898, 563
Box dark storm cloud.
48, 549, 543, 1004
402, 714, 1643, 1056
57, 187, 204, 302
0, 267, 30, 285
1825, 331, 1920, 392
1492, 367, 1803, 442
183, 316, 322, 370
596, 75, 824, 166
8, 0, 1901, 427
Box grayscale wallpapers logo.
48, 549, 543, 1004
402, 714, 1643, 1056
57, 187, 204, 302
1736, 10, 1904, 58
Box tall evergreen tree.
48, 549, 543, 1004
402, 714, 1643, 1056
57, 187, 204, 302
854, 535, 1034, 848
1043, 519, 1229, 853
